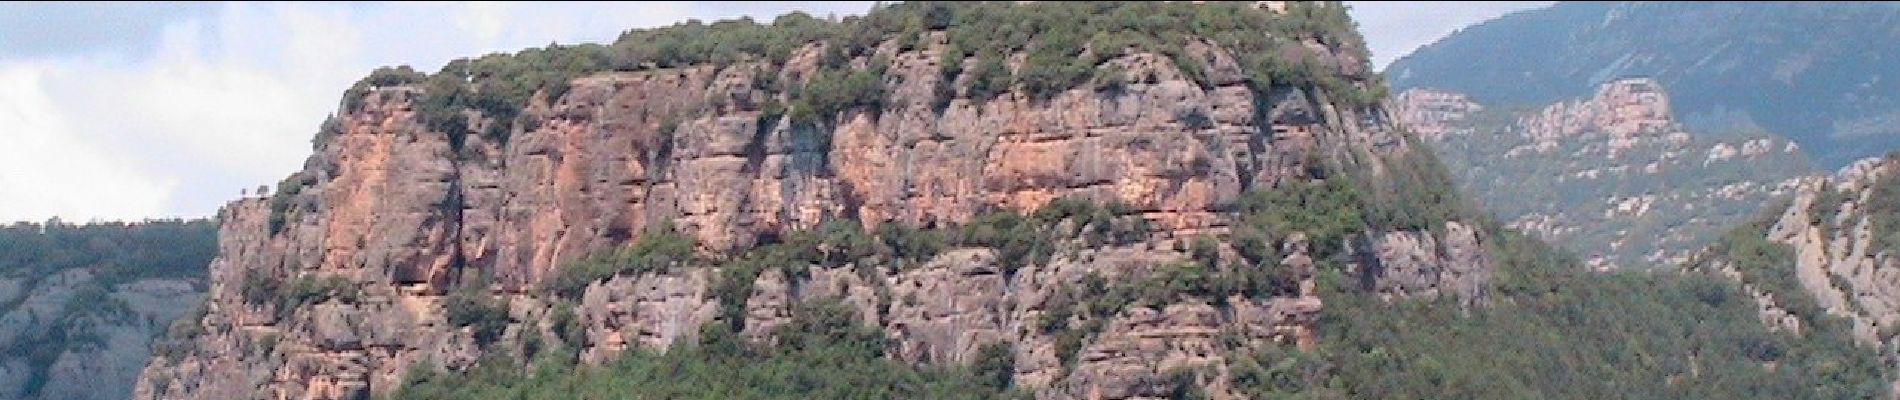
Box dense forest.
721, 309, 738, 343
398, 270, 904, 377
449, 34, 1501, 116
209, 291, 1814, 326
0, 219, 215, 285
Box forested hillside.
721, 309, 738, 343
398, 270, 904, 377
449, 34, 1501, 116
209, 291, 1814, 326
0, 219, 214, 400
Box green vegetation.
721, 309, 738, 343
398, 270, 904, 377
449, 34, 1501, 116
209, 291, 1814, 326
1225, 227, 1888, 399
445, 284, 511, 347
1234, 177, 1365, 260
325, 1, 1383, 154
1863, 166, 1900, 257
1356, 145, 1468, 231
0, 219, 216, 398
540, 226, 698, 299
240, 272, 365, 319
787, 60, 889, 127
385, 301, 1026, 400
930, 1, 1375, 102
1695, 214, 1827, 324
0, 219, 215, 285
951, 198, 1150, 274
268, 171, 317, 235
152, 303, 208, 360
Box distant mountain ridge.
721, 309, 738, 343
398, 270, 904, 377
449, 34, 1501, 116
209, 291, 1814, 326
1387, 1, 1900, 169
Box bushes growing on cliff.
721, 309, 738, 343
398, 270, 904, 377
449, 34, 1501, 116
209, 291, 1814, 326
445, 286, 510, 347
787, 64, 889, 127
541, 226, 698, 300
1235, 177, 1366, 260
709, 222, 881, 331
241, 272, 364, 318
240, 272, 281, 307
1863, 169, 1900, 256
875, 223, 947, 264
329, 1, 1385, 159
387, 300, 1025, 400
1694, 215, 1827, 326
1359, 146, 1468, 231
339, 65, 425, 113
1039, 256, 1305, 365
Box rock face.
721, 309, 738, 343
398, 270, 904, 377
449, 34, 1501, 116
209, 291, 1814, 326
1355, 221, 1492, 308
1751, 158, 1900, 345
0, 270, 205, 400
1390, 89, 1483, 141
136, 23, 1492, 400
1402, 80, 1813, 270
1518, 78, 1673, 144
1694, 155, 1900, 393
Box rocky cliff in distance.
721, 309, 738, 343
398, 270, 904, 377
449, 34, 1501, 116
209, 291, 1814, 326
1386, 1, 1900, 169
135, 3, 1495, 399
1689, 155, 1900, 394
1399, 78, 1813, 270
0, 220, 214, 400
0, 271, 203, 400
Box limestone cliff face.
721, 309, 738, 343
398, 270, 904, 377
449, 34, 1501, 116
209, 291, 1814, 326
1519, 78, 1674, 144
1390, 89, 1483, 141
136, 30, 1491, 400
1355, 221, 1492, 308
1738, 158, 1900, 344
1689, 155, 1900, 393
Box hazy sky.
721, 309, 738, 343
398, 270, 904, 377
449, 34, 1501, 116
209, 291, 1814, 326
0, 1, 1551, 223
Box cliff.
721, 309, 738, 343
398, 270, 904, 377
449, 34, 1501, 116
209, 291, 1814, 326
136, 3, 1494, 399
1692, 155, 1900, 393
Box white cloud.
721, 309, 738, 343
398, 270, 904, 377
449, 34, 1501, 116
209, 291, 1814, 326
0, 64, 175, 223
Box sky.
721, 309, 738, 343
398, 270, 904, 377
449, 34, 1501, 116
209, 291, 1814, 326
0, 1, 1551, 224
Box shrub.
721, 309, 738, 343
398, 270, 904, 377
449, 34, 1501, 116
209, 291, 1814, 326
445, 287, 511, 346
542, 227, 698, 299
876, 222, 946, 265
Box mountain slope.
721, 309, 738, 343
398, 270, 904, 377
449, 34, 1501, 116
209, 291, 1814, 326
1397, 79, 1814, 270
0, 220, 214, 400
1689, 154, 1900, 394
1387, 1, 1900, 169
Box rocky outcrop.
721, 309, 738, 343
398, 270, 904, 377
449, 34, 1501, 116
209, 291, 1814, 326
1753, 158, 1900, 345
1692, 155, 1900, 394
1390, 89, 1483, 141
1401, 80, 1813, 270
1355, 221, 1492, 308
1519, 77, 1674, 144
136, 18, 1491, 400
0, 270, 204, 400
